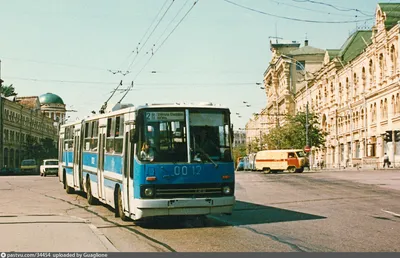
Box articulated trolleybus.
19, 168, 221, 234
58, 102, 235, 221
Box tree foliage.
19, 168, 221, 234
263, 111, 328, 150
0, 84, 18, 97
23, 136, 58, 162
232, 144, 246, 168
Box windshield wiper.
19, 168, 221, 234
194, 145, 218, 168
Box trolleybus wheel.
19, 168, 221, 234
64, 171, 74, 194
86, 180, 96, 205
116, 188, 129, 221
288, 166, 296, 173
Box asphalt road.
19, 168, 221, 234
1, 169, 400, 252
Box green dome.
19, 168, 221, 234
39, 93, 64, 105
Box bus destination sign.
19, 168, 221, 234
146, 112, 185, 122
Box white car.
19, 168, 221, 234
40, 159, 59, 177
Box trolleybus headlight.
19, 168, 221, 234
144, 188, 154, 197
222, 186, 231, 195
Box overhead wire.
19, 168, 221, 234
116, 0, 200, 104
267, 0, 367, 18
153, 0, 191, 47
110, 0, 170, 75
222, 0, 373, 23
292, 0, 374, 16
126, 0, 176, 72
0, 56, 107, 72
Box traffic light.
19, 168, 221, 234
384, 130, 393, 142
395, 130, 400, 142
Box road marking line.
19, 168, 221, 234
381, 209, 400, 218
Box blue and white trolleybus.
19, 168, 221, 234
58, 102, 236, 221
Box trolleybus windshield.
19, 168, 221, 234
137, 108, 232, 163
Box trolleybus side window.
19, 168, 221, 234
64, 126, 74, 151
114, 116, 124, 154
91, 120, 99, 151
83, 120, 99, 152
105, 116, 124, 154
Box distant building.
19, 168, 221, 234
250, 3, 400, 169
39, 92, 67, 123
0, 92, 65, 170
233, 130, 246, 147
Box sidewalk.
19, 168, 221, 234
312, 166, 400, 172
0, 214, 118, 252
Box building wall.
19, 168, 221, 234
253, 4, 400, 168
295, 5, 400, 168
1, 97, 58, 169
233, 130, 246, 147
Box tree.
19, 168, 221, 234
232, 143, 246, 168
264, 111, 328, 150
0, 84, 17, 97
23, 136, 58, 162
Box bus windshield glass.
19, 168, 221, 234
139, 110, 188, 163
189, 109, 232, 162
137, 108, 232, 163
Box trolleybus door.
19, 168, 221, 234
73, 128, 81, 188
97, 126, 106, 200
122, 127, 133, 215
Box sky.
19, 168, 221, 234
0, 0, 395, 130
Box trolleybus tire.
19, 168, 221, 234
64, 171, 74, 194
116, 188, 129, 221
86, 180, 97, 205
288, 166, 296, 173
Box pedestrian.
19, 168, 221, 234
383, 153, 390, 168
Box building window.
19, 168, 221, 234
296, 61, 305, 70
369, 59, 374, 85
353, 72, 358, 96
384, 98, 388, 119
390, 45, 397, 75
355, 141, 361, 158
379, 53, 385, 80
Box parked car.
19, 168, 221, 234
236, 158, 244, 171
40, 159, 59, 177
20, 159, 39, 174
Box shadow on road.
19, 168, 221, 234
65, 189, 326, 230
217, 200, 326, 226
137, 200, 326, 229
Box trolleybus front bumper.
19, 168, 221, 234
133, 196, 235, 219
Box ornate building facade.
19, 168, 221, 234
0, 92, 66, 170
248, 3, 400, 168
